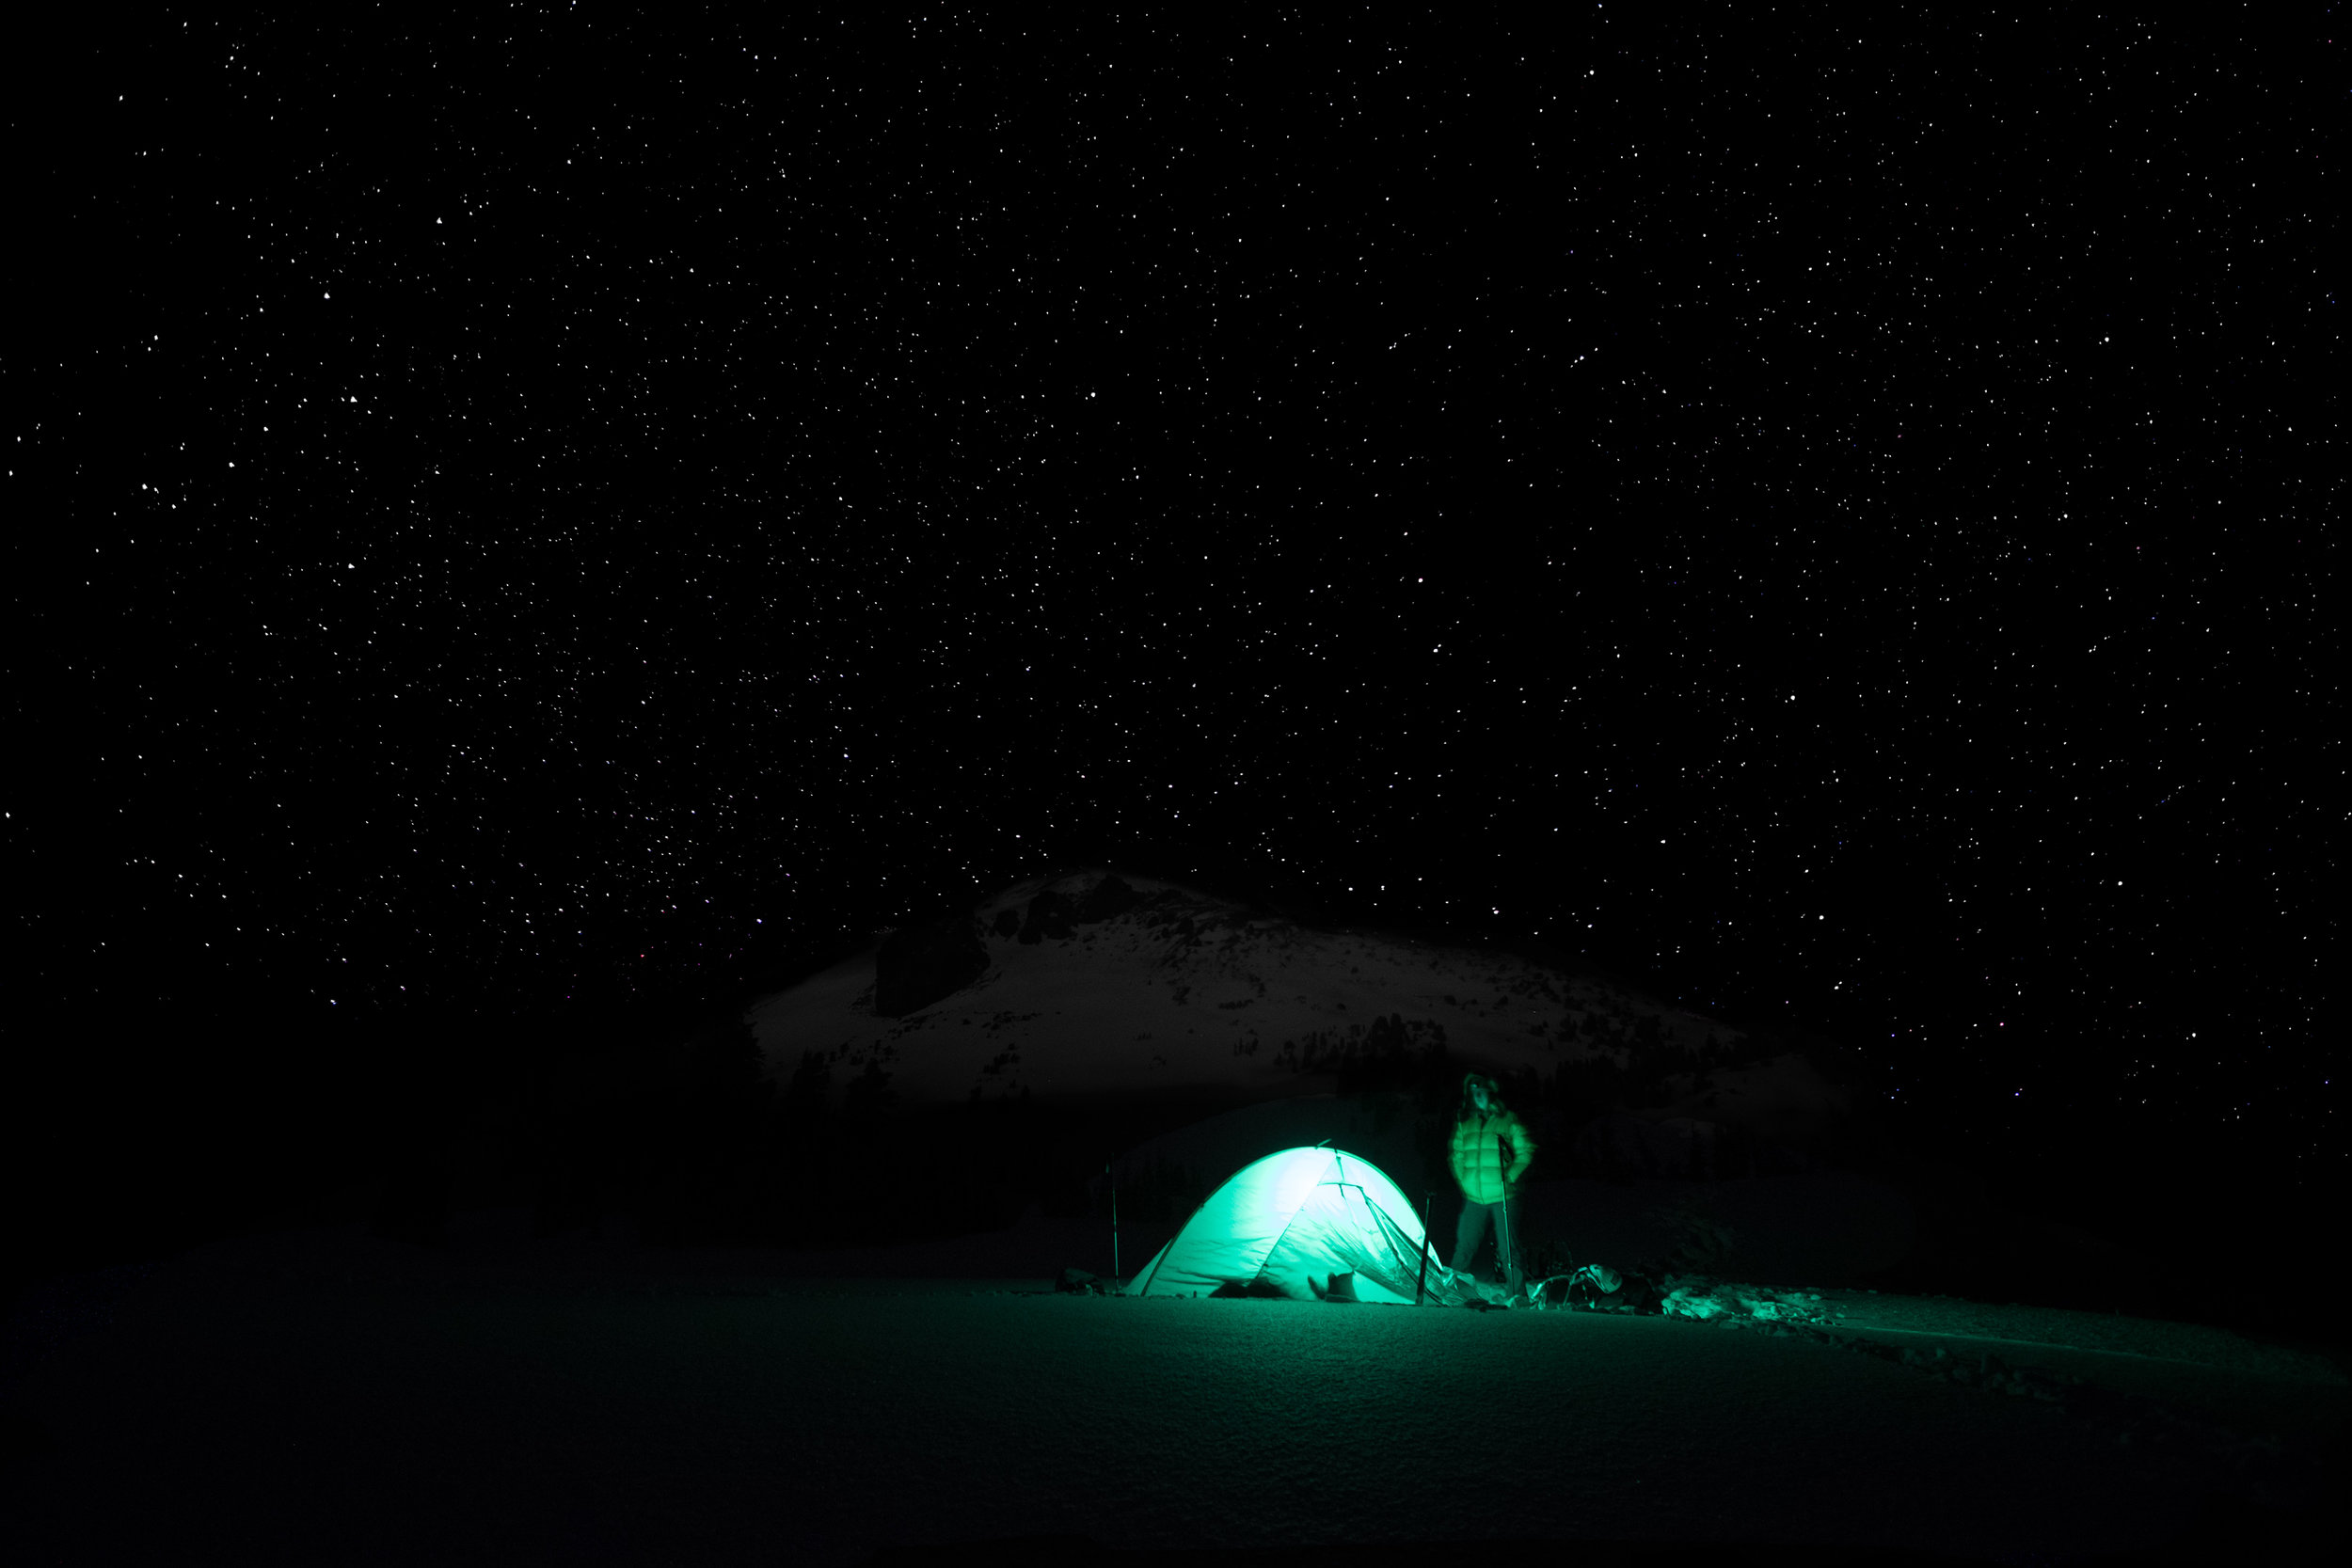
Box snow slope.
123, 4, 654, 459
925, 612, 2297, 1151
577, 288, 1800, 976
745, 868, 1845, 1139
6, 1233, 2337, 1566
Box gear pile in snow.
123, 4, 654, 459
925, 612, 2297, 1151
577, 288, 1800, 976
1657, 1278, 1840, 1324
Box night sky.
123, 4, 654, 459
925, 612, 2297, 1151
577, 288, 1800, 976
12, 12, 2338, 1195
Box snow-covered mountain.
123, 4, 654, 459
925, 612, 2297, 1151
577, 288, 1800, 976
744, 868, 1848, 1148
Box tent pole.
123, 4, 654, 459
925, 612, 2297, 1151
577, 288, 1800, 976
1415, 1191, 1434, 1306
1108, 1162, 1120, 1281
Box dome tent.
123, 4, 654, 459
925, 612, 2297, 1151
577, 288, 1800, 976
1124, 1146, 1475, 1304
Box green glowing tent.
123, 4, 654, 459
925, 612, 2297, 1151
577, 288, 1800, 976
1124, 1145, 1472, 1304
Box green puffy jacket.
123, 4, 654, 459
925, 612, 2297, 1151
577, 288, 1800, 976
1450, 1108, 1536, 1206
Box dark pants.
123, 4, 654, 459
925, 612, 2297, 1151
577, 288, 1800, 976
1452, 1194, 1523, 1291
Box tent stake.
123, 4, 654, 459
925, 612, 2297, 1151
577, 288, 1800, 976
1415, 1191, 1434, 1306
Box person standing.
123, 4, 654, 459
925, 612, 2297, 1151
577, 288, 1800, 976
1449, 1071, 1536, 1298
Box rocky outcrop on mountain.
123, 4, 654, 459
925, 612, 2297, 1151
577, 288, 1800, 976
1017, 889, 1078, 944
1576, 1111, 1737, 1179
1571, 1109, 1814, 1179
1017, 872, 1142, 942
1074, 873, 1141, 923
874, 917, 989, 1017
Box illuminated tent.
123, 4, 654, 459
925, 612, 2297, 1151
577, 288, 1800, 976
1124, 1145, 1474, 1304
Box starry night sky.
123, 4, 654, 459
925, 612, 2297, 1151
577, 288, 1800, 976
12, 12, 2338, 1191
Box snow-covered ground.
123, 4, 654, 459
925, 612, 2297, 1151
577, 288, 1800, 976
747, 868, 1844, 1142
4, 1220, 2339, 1565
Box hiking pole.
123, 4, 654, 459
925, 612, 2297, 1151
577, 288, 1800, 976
1415, 1191, 1434, 1306
1496, 1191, 1517, 1301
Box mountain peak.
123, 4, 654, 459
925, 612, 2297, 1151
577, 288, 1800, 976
747, 870, 1844, 1153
